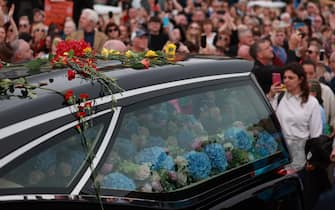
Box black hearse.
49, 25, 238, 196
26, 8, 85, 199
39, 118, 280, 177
0, 57, 304, 210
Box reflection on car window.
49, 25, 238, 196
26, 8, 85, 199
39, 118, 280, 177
0, 124, 105, 188
97, 83, 282, 193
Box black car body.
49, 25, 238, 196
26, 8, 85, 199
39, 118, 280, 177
0, 58, 304, 209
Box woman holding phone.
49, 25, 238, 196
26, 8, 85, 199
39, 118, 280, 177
267, 62, 322, 171
267, 62, 325, 210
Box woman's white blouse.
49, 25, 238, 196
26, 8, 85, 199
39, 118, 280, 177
270, 92, 322, 141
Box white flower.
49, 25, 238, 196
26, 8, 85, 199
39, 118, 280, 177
135, 164, 151, 180
141, 183, 153, 192
175, 156, 187, 167
223, 142, 234, 151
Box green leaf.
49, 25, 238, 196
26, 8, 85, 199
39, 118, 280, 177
68, 49, 74, 58
132, 63, 145, 69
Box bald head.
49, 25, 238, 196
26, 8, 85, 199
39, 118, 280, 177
237, 45, 252, 60
102, 40, 127, 52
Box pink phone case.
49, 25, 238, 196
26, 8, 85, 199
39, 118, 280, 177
272, 73, 281, 84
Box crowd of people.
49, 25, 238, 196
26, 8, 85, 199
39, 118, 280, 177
0, 0, 335, 209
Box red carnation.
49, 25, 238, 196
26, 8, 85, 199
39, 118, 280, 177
141, 59, 150, 69
78, 105, 84, 112
76, 111, 86, 118
64, 90, 74, 101
67, 70, 76, 80
84, 101, 92, 108
79, 93, 89, 100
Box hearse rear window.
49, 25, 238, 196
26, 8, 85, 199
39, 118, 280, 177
97, 82, 285, 192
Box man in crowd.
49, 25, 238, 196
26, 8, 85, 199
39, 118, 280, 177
131, 28, 148, 52
11, 39, 33, 63
250, 38, 282, 93
68, 8, 107, 52
302, 60, 335, 133
147, 16, 168, 51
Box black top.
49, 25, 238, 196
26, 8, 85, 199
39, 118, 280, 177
251, 60, 283, 94
148, 33, 169, 51
84, 31, 95, 48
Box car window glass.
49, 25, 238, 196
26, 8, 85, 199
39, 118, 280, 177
0, 123, 105, 189
97, 82, 283, 193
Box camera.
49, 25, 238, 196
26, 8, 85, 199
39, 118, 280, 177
320, 49, 325, 61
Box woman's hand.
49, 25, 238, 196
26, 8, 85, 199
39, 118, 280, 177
8, 4, 14, 18
267, 82, 284, 99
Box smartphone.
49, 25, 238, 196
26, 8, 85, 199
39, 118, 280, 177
272, 73, 281, 84
201, 34, 207, 48
293, 22, 305, 30
320, 49, 325, 61
163, 16, 169, 27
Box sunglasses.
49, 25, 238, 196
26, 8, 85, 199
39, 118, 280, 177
19, 24, 28, 28
307, 50, 317, 54
35, 28, 45, 33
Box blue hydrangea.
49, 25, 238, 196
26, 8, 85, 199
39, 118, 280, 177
145, 136, 166, 147
135, 146, 174, 170
102, 172, 136, 191
204, 143, 228, 172
185, 151, 212, 180
225, 127, 253, 151
177, 129, 195, 149
255, 131, 278, 157
161, 155, 175, 171
113, 137, 137, 160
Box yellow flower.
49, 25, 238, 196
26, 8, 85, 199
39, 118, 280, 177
164, 43, 176, 61
101, 48, 109, 58
145, 50, 158, 58
109, 49, 120, 55
63, 52, 69, 56
83, 47, 92, 54
125, 50, 133, 58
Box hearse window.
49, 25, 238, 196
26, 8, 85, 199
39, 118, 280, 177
0, 123, 105, 189
97, 83, 282, 192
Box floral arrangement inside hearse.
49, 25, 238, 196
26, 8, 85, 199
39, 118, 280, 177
96, 97, 280, 193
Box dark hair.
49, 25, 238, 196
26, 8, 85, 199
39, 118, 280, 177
301, 59, 316, 72
0, 42, 14, 63
105, 22, 120, 35
308, 80, 323, 106
282, 62, 309, 105
18, 32, 32, 43
249, 38, 269, 60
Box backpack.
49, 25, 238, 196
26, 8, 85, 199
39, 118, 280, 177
305, 135, 333, 169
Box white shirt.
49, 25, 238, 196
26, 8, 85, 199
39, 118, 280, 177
270, 92, 322, 140
321, 83, 335, 128
270, 92, 322, 170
